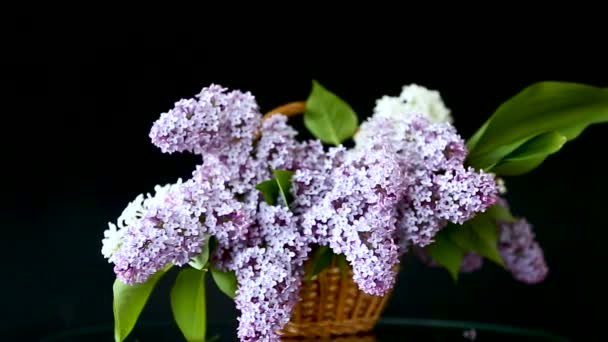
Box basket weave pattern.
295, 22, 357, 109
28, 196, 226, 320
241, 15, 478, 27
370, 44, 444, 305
278, 263, 391, 338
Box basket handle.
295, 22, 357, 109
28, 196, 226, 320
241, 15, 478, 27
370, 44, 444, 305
263, 101, 306, 120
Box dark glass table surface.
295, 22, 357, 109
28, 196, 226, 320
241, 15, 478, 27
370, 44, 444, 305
41, 317, 570, 342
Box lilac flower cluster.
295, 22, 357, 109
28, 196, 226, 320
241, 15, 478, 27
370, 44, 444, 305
149, 84, 261, 194
294, 145, 404, 295
356, 115, 498, 247
105, 83, 505, 341
111, 156, 251, 284
498, 218, 549, 284
289, 115, 497, 295
233, 203, 311, 342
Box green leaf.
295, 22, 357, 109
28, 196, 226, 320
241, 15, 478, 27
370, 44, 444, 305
490, 131, 567, 175
485, 202, 516, 223
273, 170, 294, 206
426, 203, 513, 280
170, 267, 207, 342
210, 266, 238, 299
467, 82, 608, 172
451, 216, 504, 267
255, 179, 278, 205
113, 265, 172, 342
336, 253, 349, 278
188, 240, 210, 270
304, 80, 359, 145
306, 246, 334, 280
425, 226, 465, 282
255, 170, 294, 207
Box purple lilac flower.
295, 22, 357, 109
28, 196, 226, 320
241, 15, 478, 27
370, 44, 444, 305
149, 84, 262, 194
356, 115, 498, 247
295, 145, 405, 296
113, 83, 504, 341
498, 218, 548, 284
253, 114, 299, 182
112, 155, 252, 284
232, 203, 310, 342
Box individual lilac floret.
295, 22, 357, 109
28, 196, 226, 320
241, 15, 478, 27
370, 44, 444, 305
232, 203, 310, 342
111, 155, 251, 284
357, 115, 498, 247
297, 146, 405, 296
498, 218, 548, 284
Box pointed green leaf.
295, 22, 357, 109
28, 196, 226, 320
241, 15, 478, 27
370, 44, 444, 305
426, 203, 514, 280
451, 216, 504, 267
113, 265, 172, 342
306, 246, 334, 280
256, 179, 279, 205
426, 225, 465, 282
467, 82, 608, 171
256, 170, 294, 207
188, 240, 210, 270
304, 80, 359, 145
491, 131, 567, 176
466, 120, 490, 152
170, 267, 207, 342
210, 266, 238, 299
485, 203, 516, 223
273, 170, 294, 206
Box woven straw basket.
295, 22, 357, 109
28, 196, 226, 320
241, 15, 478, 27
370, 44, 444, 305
264, 102, 393, 339
278, 261, 392, 338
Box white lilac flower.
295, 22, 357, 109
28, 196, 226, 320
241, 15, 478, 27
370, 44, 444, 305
375, 84, 452, 123
355, 84, 452, 147
101, 223, 124, 261
101, 179, 183, 262
111, 156, 252, 285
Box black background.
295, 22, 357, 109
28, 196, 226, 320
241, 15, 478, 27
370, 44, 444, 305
4, 25, 607, 341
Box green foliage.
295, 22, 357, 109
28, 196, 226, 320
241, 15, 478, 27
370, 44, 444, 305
210, 266, 238, 299
336, 253, 349, 277
304, 80, 359, 145
273, 170, 294, 205
113, 265, 172, 342
170, 267, 207, 342
255, 170, 294, 207
466, 82, 608, 175
255, 179, 279, 206
188, 239, 210, 270
425, 204, 514, 281
306, 245, 335, 280
426, 228, 465, 281
490, 131, 567, 176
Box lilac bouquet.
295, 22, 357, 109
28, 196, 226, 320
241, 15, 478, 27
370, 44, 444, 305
102, 81, 608, 341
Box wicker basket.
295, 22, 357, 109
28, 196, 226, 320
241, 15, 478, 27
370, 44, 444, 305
277, 261, 392, 338
264, 102, 392, 338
